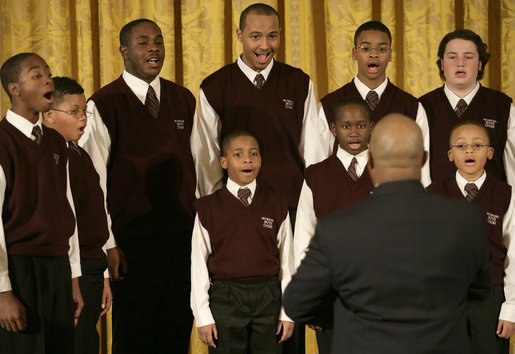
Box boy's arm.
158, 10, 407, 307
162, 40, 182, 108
498, 189, 515, 338
299, 80, 332, 168
0, 165, 27, 332
294, 181, 317, 270
415, 103, 431, 187
191, 89, 224, 197
276, 213, 295, 323
503, 103, 515, 186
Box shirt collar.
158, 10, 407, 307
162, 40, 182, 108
5, 109, 43, 139
336, 146, 369, 169
443, 82, 480, 108
353, 76, 388, 100
122, 70, 161, 104
226, 177, 257, 200
237, 56, 274, 83
455, 169, 486, 197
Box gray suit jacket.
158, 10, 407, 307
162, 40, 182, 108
284, 180, 492, 354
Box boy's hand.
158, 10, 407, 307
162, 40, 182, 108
107, 247, 128, 281
72, 277, 84, 326
0, 291, 27, 332
276, 320, 294, 343
497, 319, 515, 338
197, 323, 218, 348
100, 278, 113, 316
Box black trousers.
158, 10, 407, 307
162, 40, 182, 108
0, 255, 74, 354
209, 277, 282, 354
75, 256, 108, 354
111, 234, 193, 354
468, 283, 509, 354
314, 327, 333, 354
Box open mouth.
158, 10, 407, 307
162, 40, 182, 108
348, 142, 362, 150
146, 57, 161, 67
465, 158, 475, 165
78, 125, 86, 134
455, 70, 466, 78
43, 91, 53, 102
367, 63, 379, 74
255, 52, 271, 65
242, 169, 254, 175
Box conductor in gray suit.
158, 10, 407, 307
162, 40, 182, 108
284, 114, 492, 353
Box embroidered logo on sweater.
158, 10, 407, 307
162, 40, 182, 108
282, 99, 294, 110
483, 118, 497, 129
174, 120, 185, 129
53, 154, 60, 165
486, 212, 500, 226
261, 216, 274, 229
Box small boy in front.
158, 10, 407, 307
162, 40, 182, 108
0, 53, 82, 353
427, 121, 515, 353
294, 96, 374, 354
319, 20, 431, 186
42, 76, 115, 354
191, 130, 295, 353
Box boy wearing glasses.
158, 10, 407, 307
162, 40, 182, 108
427, 120, 515, 353
294, 97, 374, 354
319, 21, 431, 186
43, 77, 114, 354
420, 30, 514, 185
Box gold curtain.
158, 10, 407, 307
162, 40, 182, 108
1, 0, 514, 353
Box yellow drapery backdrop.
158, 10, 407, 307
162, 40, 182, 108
1, 0, 514, 353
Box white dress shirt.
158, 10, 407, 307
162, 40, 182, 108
318, 76, 432, 187
294, 148, 369, 269
191, 56, 331, 197
445, 83, 515, 187
456, 170, 515, 322
190, 178, 294, 327
0, 109, 81, 292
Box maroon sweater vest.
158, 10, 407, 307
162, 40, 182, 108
427, 175, 511, 284
89, 77, 196, 240
420, 85, 512, 183
201, 61, 310, 208
321, 80, 419, 124
305, 155, 373, 219
68, 145, 109, 258
194, 182, 288, 283
0, 120, 75, 256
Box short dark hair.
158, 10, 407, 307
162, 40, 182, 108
437, 29, 490, 81
239, 3, 280, 31
52, 77, 84, 108
221, 129, 262, 157
354, 21, 392, 47
120, 19, 158, 46
449, 120, 490, 146
332, 96, 372, 123
0, 52, 38, 100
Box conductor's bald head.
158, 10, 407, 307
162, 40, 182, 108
368, 114, 427, 185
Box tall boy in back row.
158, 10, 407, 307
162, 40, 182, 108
294, 96, 374, 354
420, 29, 514, 185
43, 77, 114, 354
0, 53, 82, 353
320, 21, 431, 186
80, 19, 197, 353
427, 121, 515, 353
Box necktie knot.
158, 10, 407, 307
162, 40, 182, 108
32, 125, 42, 145
238, 187, 252, 207
348, 157, 358, 182
464, 183, 478, 202
366, 90, 379, 111
145, 85, 160, 119
455, 99, 467, 117
68, 141, 80, 154
254, 73, 265, 89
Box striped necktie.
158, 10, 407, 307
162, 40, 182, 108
464, 183, 478, 201
348, 157, 358, 182
455, 99, 467, 117
254, 73, 265, 89
32, 125, 42, 145
366, 90, 379, 111
68, 141, 80, 154
145, 85, 160, 119
238, 187, 252, 207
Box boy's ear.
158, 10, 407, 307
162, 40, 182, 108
220, 156, 228, 170
352, 46, 357, 60
42, 110, 55, 125
447, 149, 454, 162
119, 45, 128, 60
236, 28, 243, 43
329, 122, 336, 137
7, 82, 20, 98
487, 146, 494, 160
